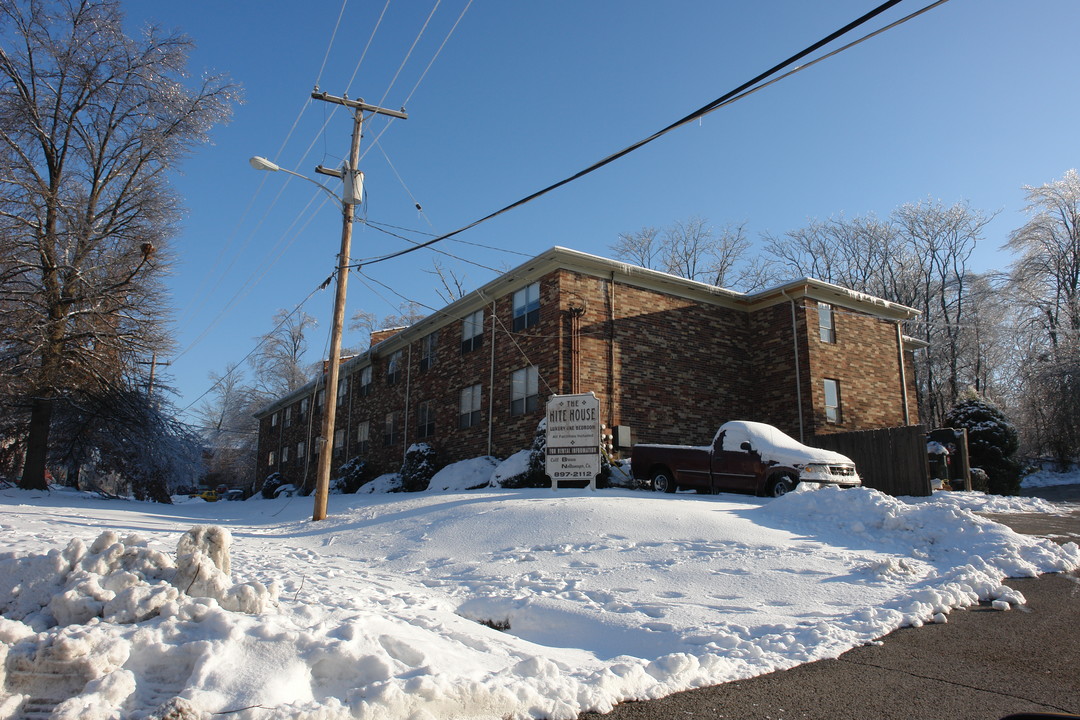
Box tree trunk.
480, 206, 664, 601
20, 397, 53, 490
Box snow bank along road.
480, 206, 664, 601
0, 476, 1077, 720
580, 488, 1080, 720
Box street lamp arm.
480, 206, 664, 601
249, 156, 340, 204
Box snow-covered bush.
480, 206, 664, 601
944, 394, 1021, 495
259, 472, 283, 499
333, 456, 369, 494
492, 421, 548, 488
400, 443, 438, 492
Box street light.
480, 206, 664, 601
251, 92, 405, 522
250, 144, 360, 523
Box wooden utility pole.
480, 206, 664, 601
310, 91, 407, 522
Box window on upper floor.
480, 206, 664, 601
420, 331, 438, 372
512, 282, 541, 331
271, 412, 278, 427
358, 366, 373, 396
462, 309, 484, 353
284, 406, 292, 427
337, 375, 348, 402
819, 302, 836, 344
510, 365, 540, 416
387, 349, 403, 386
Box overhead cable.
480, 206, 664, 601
357, 0, 944, 269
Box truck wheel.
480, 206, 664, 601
767, 475, 796, 498
651, 470, 676, 494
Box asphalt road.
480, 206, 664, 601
579, 485, 1080, 720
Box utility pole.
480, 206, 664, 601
310, 90, 407, 522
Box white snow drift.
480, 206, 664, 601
0, 476, 1076, 720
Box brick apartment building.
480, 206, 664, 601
254, 246, 922, 488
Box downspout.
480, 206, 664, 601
608, 273, 616, 427
780, 288, 805, 443
487, 299, 496, 456
896, 322, 910, 425
403, 343, 412, 465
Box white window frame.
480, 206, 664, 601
459, 384, 482, 428
462, 309, 484, 353
510, 366, 539, 416
512, 282, 541, 331
824, 378, 842, 424
819, 302, 836, 344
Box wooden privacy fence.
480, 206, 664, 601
811, 425, 931, 497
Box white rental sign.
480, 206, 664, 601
545, 392, 601, 490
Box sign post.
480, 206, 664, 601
545, 392, 601, 490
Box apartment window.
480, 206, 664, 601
417, 400, 435, 439
267, 450, 276, 467
386, 349, 403, 386
297, 441, 305, 460
510, 366, 539, 416
819, 302, 836, 344
459, 384, 482, 428
384, 410, 402, 446
284, 406, 292, 427
337, 375, 349, 402
300, 397, 309, 416
462, 309, 484, 353
356, 421, 370, 455
334, 428, 345, 455
512, 282, 541, 331
316, 388, 326, 408
420, 332, 438, 372
824, 378, 842, 424
281, 446, 289, 463
358, 366, 373, 396
271, 412, 278, 428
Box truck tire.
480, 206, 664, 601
651, 469, 676, 494
767, 474, 796, 498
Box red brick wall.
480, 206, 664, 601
256, 269, 919, 483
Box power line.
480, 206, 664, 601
356, 0, 940, 269
178, 277, 333, 416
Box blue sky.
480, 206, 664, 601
121, 1, 1080, 419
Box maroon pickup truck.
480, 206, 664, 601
631, 421, 861, 497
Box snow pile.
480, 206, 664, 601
0, 483, 1076, 719
0, 525, 276, 632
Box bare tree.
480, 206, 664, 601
349, 302, 427, 337
1005, 170, 1080, 461
0, 0, 238, 489
425, 258, 467, 305
611, 226, 662, 270
763, 200, 993, 427
194, 363, 261, 492
250, 310, 317, 397
611, 217, 756, 290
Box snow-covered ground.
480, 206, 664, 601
1021, 466, 1080, 489
1, 467, 1077, 720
